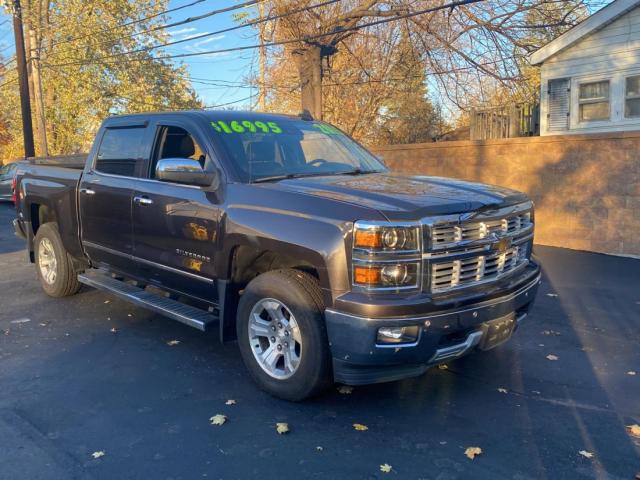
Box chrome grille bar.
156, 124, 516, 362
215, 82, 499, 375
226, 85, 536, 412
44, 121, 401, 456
430, 246, 527, 293
430, 211, 532, 250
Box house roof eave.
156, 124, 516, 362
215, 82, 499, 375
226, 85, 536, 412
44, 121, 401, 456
529, 0, 640, 65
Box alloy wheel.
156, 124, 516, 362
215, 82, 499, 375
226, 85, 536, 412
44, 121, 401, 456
248, 298, 302, 379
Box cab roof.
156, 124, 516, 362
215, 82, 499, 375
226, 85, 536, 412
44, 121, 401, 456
106, 110, 308, 125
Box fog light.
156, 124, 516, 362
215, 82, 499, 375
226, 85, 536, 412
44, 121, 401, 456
377, 326, 420, 345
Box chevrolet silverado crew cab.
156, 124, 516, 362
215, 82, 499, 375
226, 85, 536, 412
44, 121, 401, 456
14, 111, 540, 400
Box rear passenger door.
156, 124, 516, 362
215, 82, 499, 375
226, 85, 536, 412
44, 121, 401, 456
79, 123, 152, 275
131, 119, 222, 303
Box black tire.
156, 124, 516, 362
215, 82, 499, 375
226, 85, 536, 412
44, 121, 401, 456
34, 222, 81, 298
236, 269, 332, 401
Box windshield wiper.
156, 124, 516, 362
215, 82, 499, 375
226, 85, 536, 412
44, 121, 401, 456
251, 173, 324, 183
252, 169, 383, 183
335, 168, 383, 176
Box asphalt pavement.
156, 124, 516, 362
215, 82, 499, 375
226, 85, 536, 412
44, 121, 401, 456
0, 202, 638, 480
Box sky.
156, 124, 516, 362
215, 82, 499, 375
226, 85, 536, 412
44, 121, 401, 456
0, 1, 263, 109
163, 0, 260, 108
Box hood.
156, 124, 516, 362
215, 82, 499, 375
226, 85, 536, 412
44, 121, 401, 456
264, 172, 529, 221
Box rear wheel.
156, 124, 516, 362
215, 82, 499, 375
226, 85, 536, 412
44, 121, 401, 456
34, 223, 81, 297
236, 269, 332, 401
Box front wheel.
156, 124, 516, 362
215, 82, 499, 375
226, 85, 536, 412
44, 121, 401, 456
236, 269, 332, 401
34, 223, 81, 297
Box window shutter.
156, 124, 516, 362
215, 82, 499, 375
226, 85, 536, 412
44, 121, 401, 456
547, 78, 570, 132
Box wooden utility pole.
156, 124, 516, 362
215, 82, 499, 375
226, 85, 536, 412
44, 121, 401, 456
258, 2, 266, 111
12, 0, 35, 158
28, 29, 48, 156
294, 45, 323, 120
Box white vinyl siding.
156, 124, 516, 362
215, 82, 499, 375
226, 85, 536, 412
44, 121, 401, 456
539, 5, 640, 135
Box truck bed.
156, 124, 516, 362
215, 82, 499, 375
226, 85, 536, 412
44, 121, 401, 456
30, 153, 86, 170
16, 162, 84, 261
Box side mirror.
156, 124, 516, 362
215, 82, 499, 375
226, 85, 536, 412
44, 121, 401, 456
155, 158, 216, 187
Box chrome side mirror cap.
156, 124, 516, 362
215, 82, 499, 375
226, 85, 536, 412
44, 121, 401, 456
155, 158, 216, 187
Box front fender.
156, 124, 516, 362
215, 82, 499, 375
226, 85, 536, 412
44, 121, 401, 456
219, 204, 353, 305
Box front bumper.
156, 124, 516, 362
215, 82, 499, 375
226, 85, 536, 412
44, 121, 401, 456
325, 265, 541, 385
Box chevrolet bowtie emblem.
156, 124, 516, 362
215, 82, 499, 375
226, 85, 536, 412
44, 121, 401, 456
494, 236, 512, 253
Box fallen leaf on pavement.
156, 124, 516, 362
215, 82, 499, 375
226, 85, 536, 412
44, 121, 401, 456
104, 300, 110, 304
209, 414, 226, 426
465, 447, 482, 459
110, 328, 117, 333
438, 364, 448, 370
337, 385, 353, 394
166, 340, 180, 346
497, 388, 508, 394
546, 293, 558, 297
225, 399, 236, 405
92, 451, 105, 459
380, 464, 392, 473
628, 371, 637, 376
276, 423, 289, 434
10, 318, 31, 324
353, 423, 369, 431
578, 450, 594, 459
546, 354, 558, 361
541, 330, 561, 336
316, 446, 323, 451
627, 424, 640, 438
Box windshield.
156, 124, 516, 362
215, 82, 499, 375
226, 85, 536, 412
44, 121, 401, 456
207, 117, 386, 182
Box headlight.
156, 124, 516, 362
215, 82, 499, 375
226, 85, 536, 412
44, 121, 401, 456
353, 262, 420, 289
352, 221, 422, 292
353, 224, 419, 252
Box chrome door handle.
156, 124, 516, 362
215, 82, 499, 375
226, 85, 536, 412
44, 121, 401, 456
134, 196, 153, 206
79, 188, 95, 195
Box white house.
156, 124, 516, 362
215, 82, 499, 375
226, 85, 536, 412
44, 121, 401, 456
531, 0, 640, 135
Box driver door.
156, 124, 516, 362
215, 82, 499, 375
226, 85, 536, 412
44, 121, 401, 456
132, 120, 222, 303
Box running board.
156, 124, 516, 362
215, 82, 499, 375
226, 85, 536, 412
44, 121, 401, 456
78, 271, 217, 331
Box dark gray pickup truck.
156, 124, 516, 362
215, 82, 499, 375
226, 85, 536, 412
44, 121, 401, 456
14, 110, 540, 400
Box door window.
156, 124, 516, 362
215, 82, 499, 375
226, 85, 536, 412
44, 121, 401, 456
151, 126, 206, 178
95, 127, 147, 176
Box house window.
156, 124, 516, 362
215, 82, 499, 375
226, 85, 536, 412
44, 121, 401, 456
625, 76, 640, 118
578, 80, 610, 122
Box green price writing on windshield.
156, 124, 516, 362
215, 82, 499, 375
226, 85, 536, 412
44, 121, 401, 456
210, 120, 283, 134
312, 123, 342, 135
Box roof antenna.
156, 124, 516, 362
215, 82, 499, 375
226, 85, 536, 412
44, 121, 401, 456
298, 109, 314, 121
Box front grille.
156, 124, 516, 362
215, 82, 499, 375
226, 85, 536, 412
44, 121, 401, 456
430, 245, 528, 293
424, 204, 534, 293
431, 212, 532, 249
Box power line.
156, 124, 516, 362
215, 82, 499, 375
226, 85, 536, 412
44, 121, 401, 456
45, 0, 485, 68
49, 0, 212, 49
66, 0, 340, 60
204, 95, 254, 108
49, 0, 262, 51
